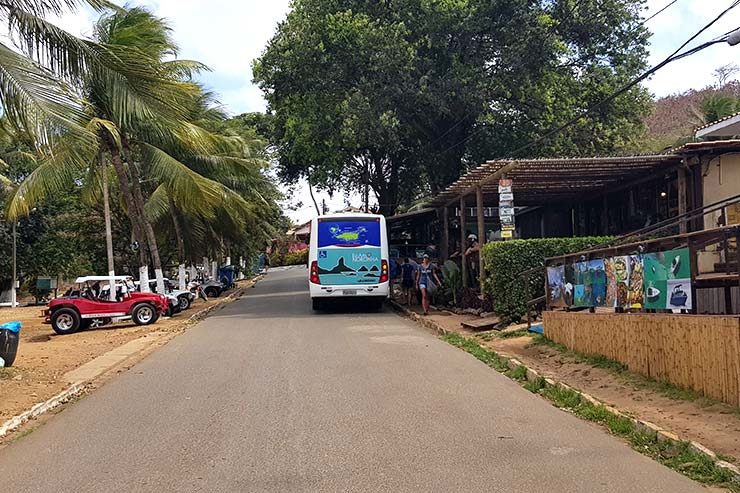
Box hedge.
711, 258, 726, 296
482, 236, 612, 323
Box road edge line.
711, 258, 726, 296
388, 299, 740, 485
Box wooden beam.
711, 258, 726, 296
460, 196, 468, 288
441, 206, 449, 261
678, 167, 688, 233
476, 186, 486, 290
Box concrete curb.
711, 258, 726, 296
0, 382, 86, 439
389, 299, 740, 483
0, 276, 262, 442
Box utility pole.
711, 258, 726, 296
11, 220, 17, 308
322, 199, 328, 215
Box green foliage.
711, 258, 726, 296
283, 250, 308, 267
481, 236, 612, 323
438, 260, 461, 305
256, 0, 651, 211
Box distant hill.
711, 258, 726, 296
643, 81, 740, 152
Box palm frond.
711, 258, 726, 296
7, 134, 97, 218
140, 142, 227, 219
0, 41, 93, 144
144, 182, 171, 221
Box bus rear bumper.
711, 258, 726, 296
309, 283, 389, 299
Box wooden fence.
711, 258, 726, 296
543, 312, 740, 407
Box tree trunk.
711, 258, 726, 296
107, 142, 150, 292
168, 194, 187, 291
101, 158, 117, 301
122, 139, 165, 295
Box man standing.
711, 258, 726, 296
400, 258, 416, 306
464, 234, 480, 288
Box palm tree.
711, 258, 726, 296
8, 6, 275, 292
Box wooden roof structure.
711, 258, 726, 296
425, 154, 683, 208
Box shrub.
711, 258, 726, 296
482, 236, 612, 323
283, 249, 308, 266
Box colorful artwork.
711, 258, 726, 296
605, 256, 630, 308
643, 248, 692, 310
547, 265, 571, 307
573, 259, 606, 307
627, 255, 644, 309
316, 248, 383, 286
317, 219, 381, 248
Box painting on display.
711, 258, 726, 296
604, 256, 630, 308
547, 265, 571, 307
626, 255, 644, 309
643, 248, 692, 310
573, 259, 606, 307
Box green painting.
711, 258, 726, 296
643, 248, 691, 310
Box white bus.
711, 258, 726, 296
308, 213, 390, 310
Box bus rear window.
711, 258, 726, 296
317, 218, 381, 248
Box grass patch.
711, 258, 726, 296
506, 365, 528, 381
524, 376, 546, 393
443, 332, 509, 372
499, 329, 531, 339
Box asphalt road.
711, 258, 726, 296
0, 267, 707, 492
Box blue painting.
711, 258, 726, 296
317, 219, 381, 248
317, 248, 383, 285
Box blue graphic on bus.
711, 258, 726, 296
317, 248, 382, 285
318, 219, 380, 248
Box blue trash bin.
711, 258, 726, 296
0, 321, 21, 367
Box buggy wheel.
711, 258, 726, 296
178, 295, 191, 311
132, 303, 159, 326
205, 287, 219, 298
51, 308, 81, 335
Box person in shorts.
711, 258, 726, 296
400, 258, 416, 306
416, 254, 442, 315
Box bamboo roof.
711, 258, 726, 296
425, 154, 683, 208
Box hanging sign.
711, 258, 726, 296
498, 178, 515, 240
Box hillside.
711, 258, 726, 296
643, 81, 740, 151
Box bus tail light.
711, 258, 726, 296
310, 261, 320, 284
379, 259, 389, 283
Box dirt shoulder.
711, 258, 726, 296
0, 282, 251, 423
488, 335, 740, 462
397, 299, 740, 463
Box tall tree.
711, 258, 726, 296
255, 0, 651, 213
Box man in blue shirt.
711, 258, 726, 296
400, 258, 416, 306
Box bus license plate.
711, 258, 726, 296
343, 289, 357, 296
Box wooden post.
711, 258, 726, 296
441, 206, 449, 261
476, 186, 486, 290
688, 238, 698, 315
460, 196, 468, 288
678, 168, 688, 233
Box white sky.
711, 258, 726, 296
52, 0, 740, 224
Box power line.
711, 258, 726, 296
639, 0, 679, 28
440, 0, 740, 159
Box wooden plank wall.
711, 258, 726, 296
543, 312, 740, 407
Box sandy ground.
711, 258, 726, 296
0, 285, 246, 423
394, 296, 740, 462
